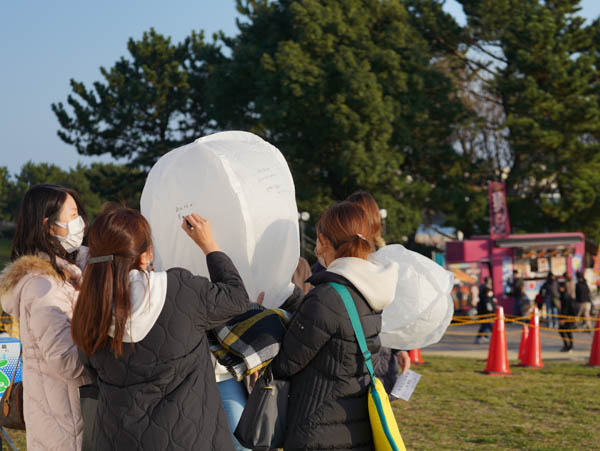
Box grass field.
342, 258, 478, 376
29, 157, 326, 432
395, 355, 600, 450
2, 355, 598, 450
1, 429, 25, 450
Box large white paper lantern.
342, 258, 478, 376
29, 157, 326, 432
141, 131, 299, 308
371, 245, 454, 350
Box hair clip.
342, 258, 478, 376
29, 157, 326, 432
356, 233, 367, 241
88, 255, 114, 264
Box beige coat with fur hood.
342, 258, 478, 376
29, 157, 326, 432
0, 252, 89, 451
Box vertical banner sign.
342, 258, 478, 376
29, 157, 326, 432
489, 182, 511, 239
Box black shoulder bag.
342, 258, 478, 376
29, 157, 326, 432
234, 366, 289, 450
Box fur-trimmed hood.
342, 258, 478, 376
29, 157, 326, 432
0, 255, 61, 295
0, 254, 82, 318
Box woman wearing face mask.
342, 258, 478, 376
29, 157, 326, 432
271, 201, 398, 450
0, 184, 90, 450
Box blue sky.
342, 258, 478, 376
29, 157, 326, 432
1, 0, 600, 175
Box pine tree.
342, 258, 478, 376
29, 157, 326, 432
409, 0, 600, 240
214, 0, 464, 241
10, 162, 102, 219
0, 168, 12, 221
52, 29, 223, 171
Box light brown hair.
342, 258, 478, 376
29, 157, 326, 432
347, 190, 386, 249
317, 201, 374, 260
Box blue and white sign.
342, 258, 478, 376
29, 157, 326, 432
0, 337, 22, 396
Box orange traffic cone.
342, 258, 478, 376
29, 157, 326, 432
520, 307, 544, 368
587, 313, 600, 367
483, 307, 511, 375
518, 323, 529, 364
408, 349, 425, 364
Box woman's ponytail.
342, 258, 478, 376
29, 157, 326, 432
317, 202, 374, 260
72, 206, 152, 357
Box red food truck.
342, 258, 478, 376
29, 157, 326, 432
444, 182, 585, 314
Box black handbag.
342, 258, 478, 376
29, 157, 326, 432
0, 349, 25, 430
79, 384, 99, 451
234, 367, 289, 450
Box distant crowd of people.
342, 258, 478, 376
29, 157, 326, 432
535, 271, 595, 352
454, 267, 597, 348
474, 269, 596, 350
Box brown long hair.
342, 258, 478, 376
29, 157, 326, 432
347, 190, 385, 249
317, 201, 374, 260
12, 184, 87, 280
72, 205, 152, 357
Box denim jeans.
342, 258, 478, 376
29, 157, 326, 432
545, 297, 558, 328
513, 295, 523, 317
217, 378, 250, 451
476, 322, 493, 342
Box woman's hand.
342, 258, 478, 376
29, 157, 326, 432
396, 351, 411, 375
181, 214, 220, 255
249, 370, 260, 390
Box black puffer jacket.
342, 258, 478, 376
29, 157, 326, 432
271, 270, 384, 451
374, 346, 399, 395
84, 252, 249, 451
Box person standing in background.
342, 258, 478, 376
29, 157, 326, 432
292, 256, 314, 294
541, 273, 560, 328
475, 277, 495, 344
558, 282, 576, 352
452, 284, 465, 313
575, 272, 593, 331
511, 270, 524, 317
564, 272, 576, 302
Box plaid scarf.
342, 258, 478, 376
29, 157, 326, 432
209, 306, 290, 381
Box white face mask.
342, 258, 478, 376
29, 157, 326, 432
55, 216, 85, 253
